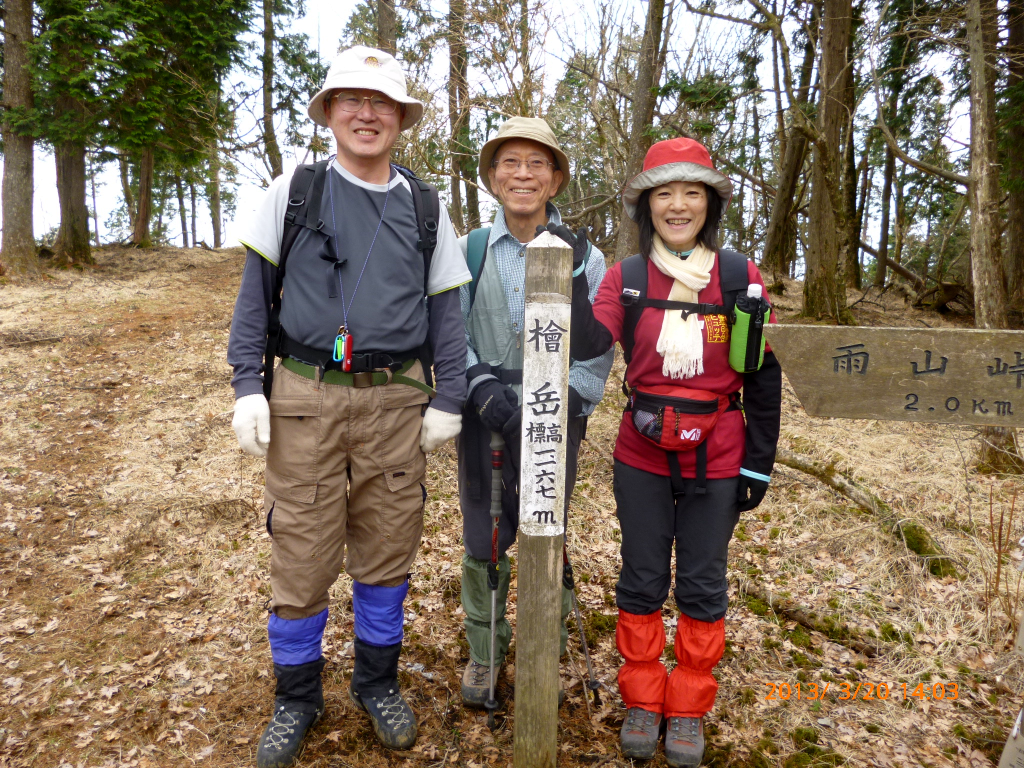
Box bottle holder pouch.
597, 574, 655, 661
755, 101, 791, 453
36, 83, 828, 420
729, 295, 772, 373
627, 384, 730, 452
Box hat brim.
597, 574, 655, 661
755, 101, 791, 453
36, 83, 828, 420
478, 135, 571, 198
622, 162, 733, 221
307, 74, 424, 132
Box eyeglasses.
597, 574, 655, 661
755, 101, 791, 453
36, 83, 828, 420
331, 91, 399, 116
493, 157, 556, 174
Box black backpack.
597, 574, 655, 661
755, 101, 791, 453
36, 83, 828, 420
262, 160, 441, 398
618, 248, 752, 368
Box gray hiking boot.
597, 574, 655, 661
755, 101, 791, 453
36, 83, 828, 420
620, 707, 662, 760
256, 704, 322, 768
349, 686, 418, 751
665, 716, 704, 767
461, 659, 496, 708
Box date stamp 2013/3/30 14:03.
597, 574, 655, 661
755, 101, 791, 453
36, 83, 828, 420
763, 681, 959, 702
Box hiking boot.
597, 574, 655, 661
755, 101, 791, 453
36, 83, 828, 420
349, 686, 418, 750
461, 659, 498, 708
256, 658, 326, 768
256, 703, 322, 768
620, 707, 662, 760
665, 716, 704, 768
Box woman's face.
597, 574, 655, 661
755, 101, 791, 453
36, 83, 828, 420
648, 181, 708, 252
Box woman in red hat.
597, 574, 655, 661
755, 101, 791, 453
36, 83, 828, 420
557, 137, 781, 766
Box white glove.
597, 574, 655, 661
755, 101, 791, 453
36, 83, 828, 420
420, 407, 462, 453
232, 394, 271, 457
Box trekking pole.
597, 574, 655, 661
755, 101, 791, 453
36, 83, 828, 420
486, 431, 504, 730
562, 545, 602, 706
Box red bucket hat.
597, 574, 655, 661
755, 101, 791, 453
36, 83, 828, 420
622, 138, 733, 222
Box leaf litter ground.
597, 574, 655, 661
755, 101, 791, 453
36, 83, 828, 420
0, 248, 1022, 768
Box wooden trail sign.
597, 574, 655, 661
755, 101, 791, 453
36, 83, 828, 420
765, 324, 1024, 765
514, 231, 571, 768
764, 325, 1024, 427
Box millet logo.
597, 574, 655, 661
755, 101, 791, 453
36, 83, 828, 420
680, 428, 702, 441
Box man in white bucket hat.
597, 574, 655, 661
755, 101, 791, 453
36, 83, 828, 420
228, 45, 471, 766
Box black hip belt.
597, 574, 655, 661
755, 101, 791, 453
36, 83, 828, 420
279, 330, 418, 373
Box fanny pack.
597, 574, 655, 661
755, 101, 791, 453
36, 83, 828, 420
626, 383, 738, 496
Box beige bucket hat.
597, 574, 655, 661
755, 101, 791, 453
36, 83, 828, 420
479, 116, 571, 197
307, 45, 425, 132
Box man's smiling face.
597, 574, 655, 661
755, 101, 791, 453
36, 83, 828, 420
324, 89, 402, 168
486, 138, 563, 219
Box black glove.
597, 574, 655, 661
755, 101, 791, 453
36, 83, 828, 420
536, 223, 590, 269
736, 474, 769, 512
471, 379, 519, 433
568, 386, 584, 419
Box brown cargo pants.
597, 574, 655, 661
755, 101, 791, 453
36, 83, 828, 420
263, 360, 430, 620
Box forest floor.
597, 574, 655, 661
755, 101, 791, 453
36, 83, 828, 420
0, 246, 1022, 768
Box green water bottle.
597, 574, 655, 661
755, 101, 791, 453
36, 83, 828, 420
729, 284, 769, 373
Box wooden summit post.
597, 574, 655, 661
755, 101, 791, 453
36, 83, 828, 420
514, 231, 572, 768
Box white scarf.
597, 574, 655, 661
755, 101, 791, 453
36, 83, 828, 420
648, 234, 716, 379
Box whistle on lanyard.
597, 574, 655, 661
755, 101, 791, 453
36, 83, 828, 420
333, 327, 354, 372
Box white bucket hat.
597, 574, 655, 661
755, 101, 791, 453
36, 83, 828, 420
306, 45, 425, 132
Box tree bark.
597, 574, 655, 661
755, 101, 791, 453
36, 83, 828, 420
1006, 0, 1024, 309
90, 155, 101, 246
874, 145, 896, 287
132, 147, 155, 247
967, 0, 1008, 330
454, 7, 478, 230
263, 0, 283, 180
968, 0, 1017, 471
1, 0, 37, 275
119, 155, 137, 232
209, 139, 223, 249
54, 130, 93, 266
841, 42, 860, 289
614, 0, 666, 262
516, 0, 534, 113
176, 176, 189, 247
189, 181, 198, 249
803, 0, 852, 321
447, 0, 466, 234
761, 1, 819, 281
377, 0, 397, 54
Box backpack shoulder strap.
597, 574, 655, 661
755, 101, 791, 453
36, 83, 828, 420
392, 163, 441, 389
466, 227, 492, 307
393, 164, 440, 294
717, 248, 751, 317
619, 254, 648, 368
264, 161, 328, 399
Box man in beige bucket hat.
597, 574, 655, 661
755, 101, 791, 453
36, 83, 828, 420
230, 45, 471, 766
454, 116, 613, 710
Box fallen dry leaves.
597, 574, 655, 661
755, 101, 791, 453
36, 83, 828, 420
0, 250, 1022, 768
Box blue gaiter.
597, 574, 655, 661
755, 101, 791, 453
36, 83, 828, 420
268, 609, 328, 666
352, 580, 409, 647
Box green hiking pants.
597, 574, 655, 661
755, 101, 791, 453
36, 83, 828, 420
462, 553, 573, 666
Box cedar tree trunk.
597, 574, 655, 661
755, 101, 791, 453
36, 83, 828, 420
377, 0, 396, 53
132, 147, 155, 247
614, 0, 666, 262
803, 0, 852, 320
1006, 0, 1024, 309
263, 0, 283, 179
1, 0, 37, 275
54, 129, 93, 266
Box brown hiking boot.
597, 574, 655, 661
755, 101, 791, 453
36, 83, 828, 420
665, 716, 704, 767
620, 707, 662, 760
461, 659, 497, 708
